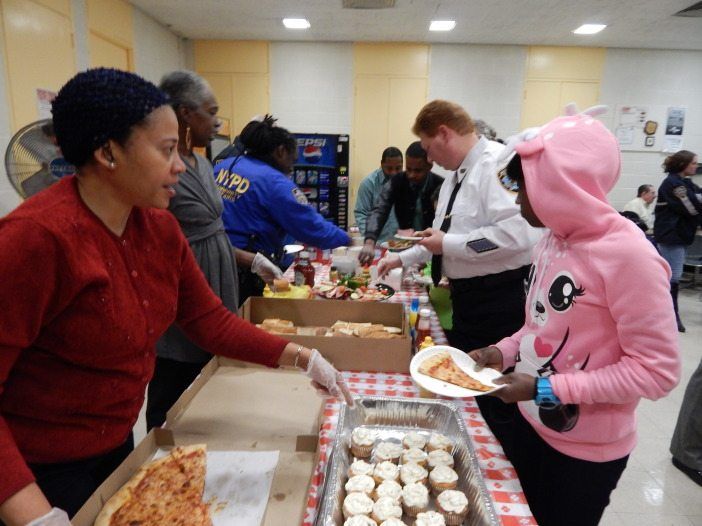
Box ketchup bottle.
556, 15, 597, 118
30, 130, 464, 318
416, 308, 432, 347
294, 251, 316, 287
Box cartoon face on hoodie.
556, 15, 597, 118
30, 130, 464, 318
496, 110, 679, 462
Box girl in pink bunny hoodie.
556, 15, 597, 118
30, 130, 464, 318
470, 107, 680, 526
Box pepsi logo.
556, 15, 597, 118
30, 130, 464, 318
302, 144, 323, 164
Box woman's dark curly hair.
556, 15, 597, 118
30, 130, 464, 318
52, 68, 168, 167
239, 115, 296, 168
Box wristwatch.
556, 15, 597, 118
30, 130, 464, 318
534, 377, 561, 409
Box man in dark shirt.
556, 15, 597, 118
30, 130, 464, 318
359, 141, 443, 264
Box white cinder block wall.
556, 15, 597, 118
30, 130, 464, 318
0, 34, 20, 215
133, 8, 189, 85
429, 44, 527, 140
269, 42, 354, 135
600, 48, 702, 210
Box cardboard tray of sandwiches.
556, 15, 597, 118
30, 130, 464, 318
240, 297, 412, 373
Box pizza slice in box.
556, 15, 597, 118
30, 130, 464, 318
418, 351, 493, 392
95, 444, 211, 526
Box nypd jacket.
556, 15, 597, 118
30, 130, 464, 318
213, 155, 349, 259
364, 171, 444, 242
653, 173, 702, 246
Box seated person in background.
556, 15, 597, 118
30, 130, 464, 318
622, 184, 656, 232
358, 141, 443, 264
353, 146, 403, 244
214, 115, 349, 302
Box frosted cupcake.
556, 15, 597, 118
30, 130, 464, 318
400, 462, 428, 486
343, 516, 378, 526
352, 428, 377, 459
345, 474, 376, 496
343, 492, 374, 519
349, 459, 375, 478
435, 489, 468, 525
428, 465, 458, 494
427, 433, 453, 453
375, 441, 404, 463
380, 519, 407, 526
371, 497, 403, 524
374, 480, 403, 503
401, 447, 428, 467
413, 511, 446, 526
427, 449, 454, 469
401, 482, 429, 517
373, 460, 400, 484
402, 431, 427, 450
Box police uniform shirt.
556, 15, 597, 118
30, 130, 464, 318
399, 136, 542, 279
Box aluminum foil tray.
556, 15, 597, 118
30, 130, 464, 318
314, 396, 500, 526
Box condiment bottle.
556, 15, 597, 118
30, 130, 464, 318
329, 266, 339, 282
418, 336, 435, 351
294, 251, 316, 287
409, 298, 420, 329
416, 308, 432, 347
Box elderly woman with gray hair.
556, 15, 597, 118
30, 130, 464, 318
148, 71, 282, 430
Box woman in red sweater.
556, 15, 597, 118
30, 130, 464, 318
0, 68, 352, 526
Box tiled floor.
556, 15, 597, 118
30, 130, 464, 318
599, 287, 702, 526
134, 288, 702, 525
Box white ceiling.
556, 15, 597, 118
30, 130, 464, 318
130, 0, 702, 51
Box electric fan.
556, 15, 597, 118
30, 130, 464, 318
4, 118, 75, 199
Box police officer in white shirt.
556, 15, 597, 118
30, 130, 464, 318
379, 100, 542, 458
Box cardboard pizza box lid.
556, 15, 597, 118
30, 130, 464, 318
74, 358, 324, 525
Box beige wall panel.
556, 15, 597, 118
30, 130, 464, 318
89, 32, 130, 70
201, 73, 233, 129
388, 77, 427, 152
33, 0, 71, 17
195, 41, 268, 73
521, 80, 561, 128
354, 43, 429, 77
230, 74, 269, 136
527, 46, 605, 81
351, 76, 389, 204
559, 81, 600, 112
86, 0, 133, 48
1, 0, 75, 130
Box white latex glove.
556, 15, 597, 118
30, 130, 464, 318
251, 253, 283, 285
305, 349, 355, 407
26, 508, 71, 526
377, 253, 402, 278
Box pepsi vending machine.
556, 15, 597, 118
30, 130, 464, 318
291, 133, 349, 230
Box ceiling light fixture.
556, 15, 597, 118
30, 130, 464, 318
573, 23, 606, 35
429, 20, 456, 32
283, 18, 310, 29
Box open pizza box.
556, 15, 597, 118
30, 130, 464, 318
73, 357, 324, 525
240, 297, 412, 372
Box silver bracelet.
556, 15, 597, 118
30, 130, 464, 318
293, 345, 305, 369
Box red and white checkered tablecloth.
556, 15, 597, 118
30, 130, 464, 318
285, 262, 535, 525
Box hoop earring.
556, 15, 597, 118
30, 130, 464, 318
185, 126, 192, 152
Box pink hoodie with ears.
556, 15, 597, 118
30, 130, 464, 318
495, 112, 680, 462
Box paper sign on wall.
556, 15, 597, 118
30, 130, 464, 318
663, 106, 685, 153
36, 88, 56, 120
614, 104, 686, 153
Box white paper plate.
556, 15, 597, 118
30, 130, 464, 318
380, 241, 412, 252
394, 234, 424, 241
410, 345, 504, 397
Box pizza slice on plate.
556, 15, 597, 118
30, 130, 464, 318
95, 444, 211, 526
418, 351, 493, 392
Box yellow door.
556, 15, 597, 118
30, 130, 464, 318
231, 74, 269, 136
1, 0, 75, 130
521, 80, 562, 128
89, 32, 131, 70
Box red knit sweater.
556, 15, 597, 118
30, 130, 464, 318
0, 177, 289, 504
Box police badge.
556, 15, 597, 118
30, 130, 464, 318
497, 166, 519, 193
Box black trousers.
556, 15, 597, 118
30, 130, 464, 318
26, 433, 134, 517
146, 356, 209, 431
237, 266, 265, 307
510, 409, 628, 526
447, 265, 530, 461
